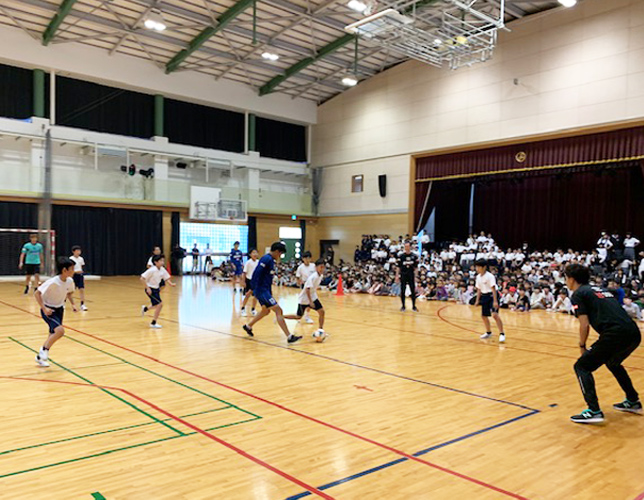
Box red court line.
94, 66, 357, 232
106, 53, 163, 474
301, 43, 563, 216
436, 305, 644, 370
1, 299, 528, 500
634, 490, 644, 500
0, 375, 332, 499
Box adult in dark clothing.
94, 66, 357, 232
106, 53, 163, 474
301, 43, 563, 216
171, 244, 186, 276
565, 264, 642, 424
396, 241, 418, 312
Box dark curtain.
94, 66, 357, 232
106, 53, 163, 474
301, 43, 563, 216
52, 205, 162, 275
0, 63, 33, 120
0, 201, 38, 228
256, 117, 307, 162
431, 182, 471, 242
247, 216, 257, 251
165, 99, 244, 152
300, 219, 306, 253
171, 212, 180, 248
57, 76, 154, 138
417, 126, 644, 180
414, 181, 431, 231
473, 165, 644, 249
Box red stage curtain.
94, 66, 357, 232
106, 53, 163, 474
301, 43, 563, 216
416, 126, 644, 181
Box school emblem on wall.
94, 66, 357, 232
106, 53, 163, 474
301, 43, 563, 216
515, 151, 527, 163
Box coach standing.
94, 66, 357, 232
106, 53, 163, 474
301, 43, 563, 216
396, 241, 418, 312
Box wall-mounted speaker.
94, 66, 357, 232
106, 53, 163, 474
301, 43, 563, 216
378, 174, 387, 197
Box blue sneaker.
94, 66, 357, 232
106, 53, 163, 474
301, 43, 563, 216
570, 409, 604, 424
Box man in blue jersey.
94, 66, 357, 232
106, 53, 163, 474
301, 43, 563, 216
243, 242, 302, 343
230, 241, 244, 294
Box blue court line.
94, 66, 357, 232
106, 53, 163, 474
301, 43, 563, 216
285, 410, 539, 499
162, 318, 538, 413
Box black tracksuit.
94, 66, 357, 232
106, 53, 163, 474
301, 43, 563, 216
398, 252, 418, 309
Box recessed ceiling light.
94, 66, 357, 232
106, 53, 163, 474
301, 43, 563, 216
558, 0, 577, 7
262, 52, 280, 61
342, 76, 358, 86
348, 0, 368, 13
144, 9, 166, 31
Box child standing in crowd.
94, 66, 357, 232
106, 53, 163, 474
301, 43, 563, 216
474, 259, 506, 342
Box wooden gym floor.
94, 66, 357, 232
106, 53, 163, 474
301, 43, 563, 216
1, 276, 644, 500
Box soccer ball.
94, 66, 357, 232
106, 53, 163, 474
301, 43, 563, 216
312, 329, 327, 343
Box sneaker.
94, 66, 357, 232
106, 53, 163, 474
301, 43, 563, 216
241, 309, 247, 317
251, 309, 257, 316
141, 305, 147, 317
499, 333, 506, 343
304, 317, 314, 324
81, 304, 88, 311
150, 323, 162, 329
570, 409, 605, 424
287, 335, 303, 344
400, 307, 406, 312
412, 307, 419, 312
24, 286, 29, 295
480, 332, 492, 340
613, 400, 643, 414
243, 325, 254, 337
35, 355, 49, 367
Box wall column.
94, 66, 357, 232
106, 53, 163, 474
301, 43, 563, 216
248, 113, 256, 152
154, 94, 165, 137
33, 69, 46, 118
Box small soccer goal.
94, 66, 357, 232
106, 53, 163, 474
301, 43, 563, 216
0, 228, 56, 278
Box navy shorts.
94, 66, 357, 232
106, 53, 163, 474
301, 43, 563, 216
244, 277, 253, 295
147, 287, 162, 306
234, 266, 244, 276
41, 306, 64, 333
255, 289, 277, 308
24, 264, 40, 275
297, 299, 323, 317
480, 293, 498, 317
73, 273, 85, 289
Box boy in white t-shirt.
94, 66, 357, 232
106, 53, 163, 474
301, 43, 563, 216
474, 258, 506, 343
140, 255, 175, 329
70, 245, 88, 311
285, 260, 326, 338
241, 249, 259, 317
34, 257, 77, 367
295, 251, 317, 324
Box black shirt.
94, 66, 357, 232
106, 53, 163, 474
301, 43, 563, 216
571, 285, 639, 337
397, 252, 418, 277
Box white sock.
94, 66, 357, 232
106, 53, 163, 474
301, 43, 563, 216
40, 347, 49, 359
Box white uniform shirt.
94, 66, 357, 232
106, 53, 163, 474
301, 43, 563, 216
244, 259, 259, 280
624, 237, 640, 248
298, 271, 323, 305
141, 266, 170, 288
38, 276, 74, 308
475, 271, 497, 294
70, 256, 85, 273
296, 262, 316, 283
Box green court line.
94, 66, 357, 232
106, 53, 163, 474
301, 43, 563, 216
64, 335, 261, 419
9, 337, 185, 437
0, 416, 262, 479
0, 406, 232, 457
91, 493, 106, 500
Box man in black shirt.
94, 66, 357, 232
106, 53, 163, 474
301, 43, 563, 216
565, 264, 642, 424
396, 241, 418, 312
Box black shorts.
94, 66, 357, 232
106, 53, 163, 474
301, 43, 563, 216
41, 305, 64, 333
73, 273, 85, 289
480, 293, 498, 317
244, 277, 253, 295
297, 299, 323, 317
160, 279, 166, 289
24, 264, 40, 275
147, 287, 162, 306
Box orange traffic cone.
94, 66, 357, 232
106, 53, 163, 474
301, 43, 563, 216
335, 274, 344, 296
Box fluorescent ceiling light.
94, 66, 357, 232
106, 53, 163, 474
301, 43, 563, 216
144, 10, 167, 31
342, 76, 358, 86
348, 0, 368, 13
261, 52, 280, 61
558, 0, 577, 7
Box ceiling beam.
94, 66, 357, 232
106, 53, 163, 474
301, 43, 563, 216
259, 34, 354, 95
42, 0, 79, 45
165, 0, 256, 73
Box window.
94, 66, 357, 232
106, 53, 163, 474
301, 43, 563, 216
179, 222, 248, 272
278, 227, 302, 239
352, 175, 364, 193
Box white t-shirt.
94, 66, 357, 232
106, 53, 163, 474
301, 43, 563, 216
70, 255, 85, 273
475, 271, 497, 294
244, 259, 259, 279
298, 271, 323, 305
146, 257, 154, 268
624, 237, 640, 248
38, 276, 74, 308
141, 266, 170, 288
296, 263, 316, 283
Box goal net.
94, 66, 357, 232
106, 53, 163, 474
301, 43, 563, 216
0, 229, 56, 277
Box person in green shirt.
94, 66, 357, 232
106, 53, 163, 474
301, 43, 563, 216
19, 234, 44, 294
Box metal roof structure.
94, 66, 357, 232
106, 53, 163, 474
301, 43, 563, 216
0, 0, 561, 103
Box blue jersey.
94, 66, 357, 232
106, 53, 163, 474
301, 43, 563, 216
230, 248, 243, 269
251, 254, 275, 292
